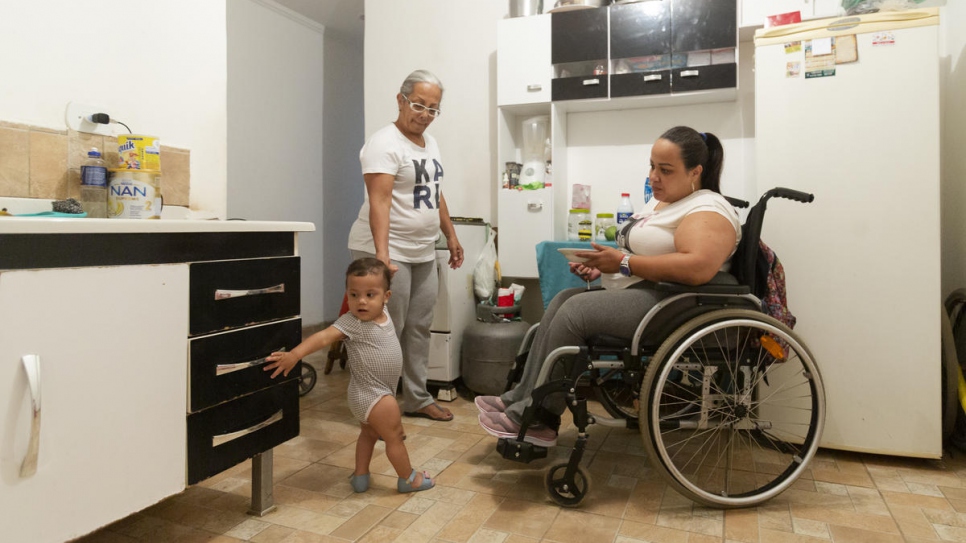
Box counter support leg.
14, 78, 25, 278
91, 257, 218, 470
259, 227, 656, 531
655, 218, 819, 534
248, 450, 276, 516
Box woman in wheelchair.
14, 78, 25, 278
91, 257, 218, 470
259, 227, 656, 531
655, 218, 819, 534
477, 126, 742, 445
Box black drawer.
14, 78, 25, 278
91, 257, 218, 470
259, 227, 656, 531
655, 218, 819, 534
190, 257, 300, 336
188, 318, 302, 413
552, 75, 609, 101
611, 71, 671, 97
187, 379, 300, 484
672, 63, 736, 93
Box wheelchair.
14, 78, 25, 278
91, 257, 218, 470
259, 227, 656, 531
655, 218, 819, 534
495, 187, 826, 509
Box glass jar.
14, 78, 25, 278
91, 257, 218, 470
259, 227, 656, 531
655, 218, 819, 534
568, 208, 589, 241
594, 213, 615, 242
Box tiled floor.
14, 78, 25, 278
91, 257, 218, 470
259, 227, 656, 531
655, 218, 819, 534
76, 351, 966, 543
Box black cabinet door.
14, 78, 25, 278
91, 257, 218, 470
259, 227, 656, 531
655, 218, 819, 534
672, 63, 736, 93
551, 7, 608, 64
612, 70, 671, 97
671, 0, 737, 53
552, 75, 609, 101
610, 0, 671, 59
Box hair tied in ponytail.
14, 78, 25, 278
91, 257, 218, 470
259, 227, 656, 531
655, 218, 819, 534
700, 132, 708, 142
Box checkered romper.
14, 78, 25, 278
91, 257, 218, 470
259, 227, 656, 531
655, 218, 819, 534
333, 308, 403, 423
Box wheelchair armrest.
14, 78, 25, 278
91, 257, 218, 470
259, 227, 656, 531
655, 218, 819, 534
651, 281, 751, 296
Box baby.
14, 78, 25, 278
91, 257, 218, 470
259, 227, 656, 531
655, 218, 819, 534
264, 257, 433, 493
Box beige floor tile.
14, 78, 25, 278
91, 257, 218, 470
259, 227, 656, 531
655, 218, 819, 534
724, 507, 760, 542
759, 527, 833, 542
542, 509, 621, 543
617, 520, 690, 543
826, 523, 905, 542
483, 498, 559, 539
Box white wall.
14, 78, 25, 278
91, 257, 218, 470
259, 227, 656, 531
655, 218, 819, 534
0, 0, 227, 216
226, 0, 327, 325
363, 0, 508, 223
940, 3, 966, 297
321, 32, 365, 321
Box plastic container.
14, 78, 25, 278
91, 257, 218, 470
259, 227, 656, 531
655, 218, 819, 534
79, 148, 107, 218
617, 193, 634, 225
568, 208, 589, 241
594, 213, 615, 242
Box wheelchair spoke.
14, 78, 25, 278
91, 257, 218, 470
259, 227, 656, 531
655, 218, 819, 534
643, 310, 825, 508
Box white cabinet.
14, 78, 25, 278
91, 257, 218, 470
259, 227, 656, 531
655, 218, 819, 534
0, 265, 188, 543
741, 0, 812, 26
498, 187, 554, 277
741, 0, 842, 27
497, 14, 551, 106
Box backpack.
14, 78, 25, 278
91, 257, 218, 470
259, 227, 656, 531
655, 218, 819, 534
757, 241, 796, 330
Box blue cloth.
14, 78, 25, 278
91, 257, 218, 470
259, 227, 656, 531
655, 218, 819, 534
535, 240, 618, 308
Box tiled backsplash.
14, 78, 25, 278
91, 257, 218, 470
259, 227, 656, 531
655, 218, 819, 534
0, 120, 189, 206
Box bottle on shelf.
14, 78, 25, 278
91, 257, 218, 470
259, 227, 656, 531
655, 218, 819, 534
616, 193, 634, 225
79, 147, 108, 218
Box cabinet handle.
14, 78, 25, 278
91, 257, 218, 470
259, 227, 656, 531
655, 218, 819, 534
643, 74, 663, 82
216, 348, 287, 376
212, 410, 284, 447
680, 70, 700, 78
526, 84, 542, 92
582, 78, 600, 86
214, 283, 285, 300
20, 354, 41, 478
527, 201, 543, 211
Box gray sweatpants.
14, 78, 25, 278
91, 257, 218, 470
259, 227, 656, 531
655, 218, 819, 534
352, 250, 438, 413
499, 284, 668, 424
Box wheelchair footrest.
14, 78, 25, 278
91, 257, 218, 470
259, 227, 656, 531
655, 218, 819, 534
497, 437, 548, 463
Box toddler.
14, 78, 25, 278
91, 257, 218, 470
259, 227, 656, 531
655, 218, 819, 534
265, 257, 434, 493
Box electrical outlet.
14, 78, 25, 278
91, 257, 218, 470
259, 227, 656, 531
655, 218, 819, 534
65, 102, 115, 136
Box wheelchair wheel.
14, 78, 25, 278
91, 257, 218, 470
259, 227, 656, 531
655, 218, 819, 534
640, 309, 825, 509
544, 462, 591, 507
298, 362, 318, 397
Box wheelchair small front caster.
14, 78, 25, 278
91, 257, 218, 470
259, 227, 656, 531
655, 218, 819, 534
545, 463, 591, 507
299, 363, 318, 397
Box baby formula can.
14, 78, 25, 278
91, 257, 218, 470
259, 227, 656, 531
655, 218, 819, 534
117, 134, 161, 170
108, 169, 162, 219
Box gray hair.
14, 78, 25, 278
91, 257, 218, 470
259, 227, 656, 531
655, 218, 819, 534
400, 69, 444, 100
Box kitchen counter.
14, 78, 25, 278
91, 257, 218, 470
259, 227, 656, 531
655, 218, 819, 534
0, 216, 315, 234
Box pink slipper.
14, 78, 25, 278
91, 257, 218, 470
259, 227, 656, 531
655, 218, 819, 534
474, 395, 506, 414
478, 412, 557, 447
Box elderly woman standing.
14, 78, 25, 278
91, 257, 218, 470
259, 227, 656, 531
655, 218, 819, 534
348, 69, 464, 422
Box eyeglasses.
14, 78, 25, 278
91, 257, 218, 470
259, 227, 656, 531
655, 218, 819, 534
402, 95, 441, 118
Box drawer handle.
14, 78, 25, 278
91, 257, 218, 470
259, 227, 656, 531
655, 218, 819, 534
526, 84, 542, 92
212, 409, 284, 447
527, 201, 543, 211
20, 354, 41, 478
681, 70, 700, 78
214, 283, 285, 300
582, 78, 600, 86
216, 348, 286, 376
643, 74, 663, 82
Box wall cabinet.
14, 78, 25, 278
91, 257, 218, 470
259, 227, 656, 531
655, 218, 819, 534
497, 14, 551, 106
496, 2, 738, 278
740, 0, 843, 28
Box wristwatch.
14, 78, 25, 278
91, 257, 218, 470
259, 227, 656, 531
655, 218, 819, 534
619, 254, 632, 277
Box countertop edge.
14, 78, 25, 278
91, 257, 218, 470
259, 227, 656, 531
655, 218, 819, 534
0, 218, 317, 234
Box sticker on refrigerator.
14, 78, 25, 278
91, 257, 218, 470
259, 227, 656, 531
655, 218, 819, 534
805, 39, 836, 79
786, 62, 801, 78
835, 35, 858, 64
784, 41, 802, 54
872, 31, 895, 47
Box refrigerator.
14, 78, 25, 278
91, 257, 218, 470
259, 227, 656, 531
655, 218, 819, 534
754, 8, 941, 457
427, 221, 489, 388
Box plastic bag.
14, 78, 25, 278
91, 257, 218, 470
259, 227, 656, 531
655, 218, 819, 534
473, 227, 499, 300
842, 0, 930, 14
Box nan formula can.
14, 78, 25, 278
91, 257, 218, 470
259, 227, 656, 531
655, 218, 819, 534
117, 134, 161, 170
108, 169, 162, 219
